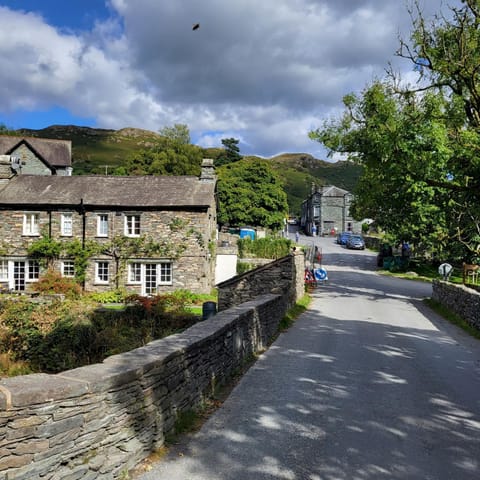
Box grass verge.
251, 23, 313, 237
424, 298, 480, 340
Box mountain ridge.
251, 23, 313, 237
14, 125, 362, 215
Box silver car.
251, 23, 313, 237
346, 235, 365, 250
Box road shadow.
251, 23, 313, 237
136, 269, 480, 480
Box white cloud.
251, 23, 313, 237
0, 1, 458, 158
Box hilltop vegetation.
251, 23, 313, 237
16, 125, 361, 216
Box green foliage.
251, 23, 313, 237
215, 138, 242, 167
88, 289, 129, 304
237, 237, 293, 259
279, 294, 311, 331
425, 298, 480, 340
159, 124, 191, 145
237, 261, 254, 274
27, 234, 63, 268
309, 1, 480, 262
115, 124, 202, 176
217, 159, 289, 231
0, 290, 203, 375
0, 353, 33, 377
64, 239, 100, 284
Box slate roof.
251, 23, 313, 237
320, 185, 350, 197
0, 136, 72, 168
0, 175, 215, 209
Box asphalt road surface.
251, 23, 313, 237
136, 235, 480, 480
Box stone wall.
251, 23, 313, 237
432, 280, 480, 331
0, 293, 286, 480
217, 250, 305, 312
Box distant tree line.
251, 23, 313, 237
114, 124, 288, 232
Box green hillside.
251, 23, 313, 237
18, 125, 163, 175
15, 125, 362, 215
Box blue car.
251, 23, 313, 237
346, 235, 366, 250
337, 231, 353, 245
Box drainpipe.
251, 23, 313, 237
80, 198, 86, 248
79, 198, 86, 291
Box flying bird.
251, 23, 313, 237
192, 23, 200, 30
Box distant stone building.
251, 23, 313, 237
0, 135, 217, 294
0, 135, 72, 177
300, 185, 362, 236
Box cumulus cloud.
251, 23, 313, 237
0, 1, 456, 158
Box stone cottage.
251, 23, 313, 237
300, 185, 362, 236
0, 135, 217, 294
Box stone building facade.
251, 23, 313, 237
0, 136, 217, 295
300, 185, 363, 236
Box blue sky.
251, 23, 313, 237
0, 0, 456, 158
2, 0, 113, 31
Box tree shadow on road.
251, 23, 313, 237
135, 269, 480, 480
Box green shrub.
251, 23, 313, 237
0, 290, 202, 375
238, 237, 292, 259
237, 261, 253, 274
88, 289, 130, 304
32, 269, 81, 298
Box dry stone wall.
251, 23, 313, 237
0, 294, 286, 480
432, 280, 480, 331
0, 251, 306, 479
217, 251, 305, 312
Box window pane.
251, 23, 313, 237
159, 263, 172, 283
128, 263, 141, 283
62, 261, 75, 277
0, 260, 8, 281
96, 262, 109, 282
98, 214, 108, 236
62, 214, 73, 236
24, 213, 39, 235
28, 261, 40, 280
145, 264, 157, 295
126, 215, 140, 236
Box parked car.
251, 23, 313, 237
346, 235, 365, 250
337, 231, 353, 245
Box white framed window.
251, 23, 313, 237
128, 262, 173, 295
62, 261, 75, 278
95, 262, 109, 284
61, 213, 73, 236
23, 213, 39, 236
27, 261, 40, 281
124, 214, 141, 237
128, 263, 141, 283
159, 262, 172, 284
0, 260, 8, 281
97, 214, 109, 237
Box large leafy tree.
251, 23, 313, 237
215, 138, 242, 167
217, 159, 288, 231
310, 0, 480, 261
115, 124, 203, 176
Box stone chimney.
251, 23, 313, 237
200, 158, 216, 182
0, 155, 16, 189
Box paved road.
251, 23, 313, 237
136, 235, 480, 480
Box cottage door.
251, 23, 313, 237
13, 261, 26, 291
143, 263, 158, 296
